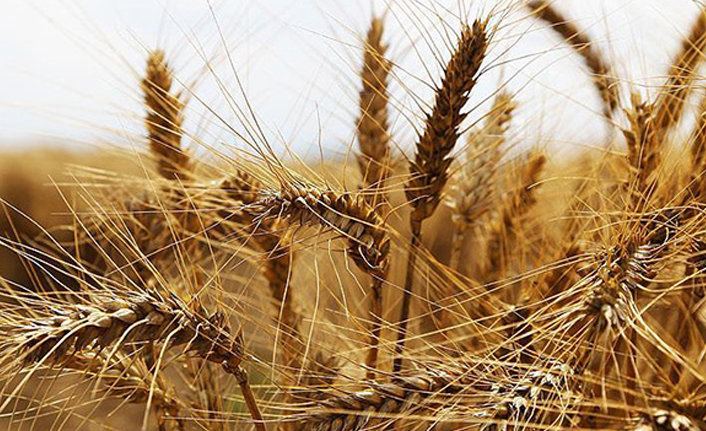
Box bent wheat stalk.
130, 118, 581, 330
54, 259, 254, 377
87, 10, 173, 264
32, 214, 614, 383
528, 0, 620, 117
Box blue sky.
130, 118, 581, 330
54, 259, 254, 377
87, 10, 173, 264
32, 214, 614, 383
0, 0, 701, 158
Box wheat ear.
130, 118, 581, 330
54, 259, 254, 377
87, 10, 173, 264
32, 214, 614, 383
142, 50, 190, 181
484, 152, 546, 280
447, 92, 514, 271
357, 17, 392, 209
528, 0, 620, 117
396, 20, 489, 372
356, 17, 392, 377
654, 7, 706, 137
2, 289, 266, 431
245, 181, 389, 376
623, 94, 661, 201
289, 359, 576, 431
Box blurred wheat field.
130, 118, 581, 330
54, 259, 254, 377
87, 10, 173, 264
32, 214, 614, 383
4, 1, 706, 431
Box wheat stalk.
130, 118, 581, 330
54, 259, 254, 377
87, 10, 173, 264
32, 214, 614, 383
396, 19, 489, 372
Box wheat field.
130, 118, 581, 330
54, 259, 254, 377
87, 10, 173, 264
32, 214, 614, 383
1, 1, 706, 430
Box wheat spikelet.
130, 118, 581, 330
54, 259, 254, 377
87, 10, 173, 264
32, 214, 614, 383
624, 94, 661, 200
571, 219, 674, 381
632, 408, 705, 431
397, 19, 489, 372
357, 17, 392, 207
0, 288, 267, 431
142, 50, 190, 181
3, 290, 241, 368
246, 182, 389, 277
447, 92, 515, 271
355, 17, 392, 376
528, 0, 620, 117
654, 7, 706, 136
484, 152, 546, 280
405, 20, 489, 223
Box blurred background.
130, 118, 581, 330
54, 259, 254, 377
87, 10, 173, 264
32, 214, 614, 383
1, 0, 703, 156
